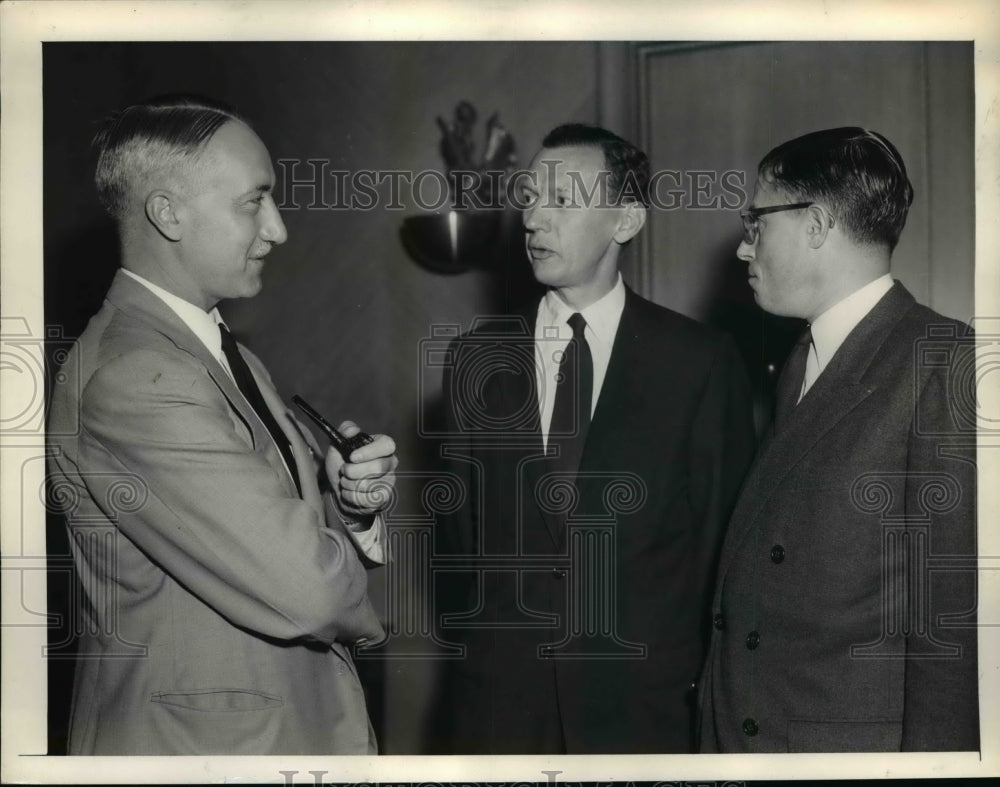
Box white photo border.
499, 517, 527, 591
2, 0, 997, 783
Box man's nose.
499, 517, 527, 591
523, 203, 546, 232
260, 197, 288, 245
736, 238, 754, 262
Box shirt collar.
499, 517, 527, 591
539, 273, 626, 349
810, 274, 894, 370
121, 268, 226, 359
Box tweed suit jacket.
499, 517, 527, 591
47, 270, 385, 755
698, 282, 979, 752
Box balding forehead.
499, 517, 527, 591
180, 119, 275, 197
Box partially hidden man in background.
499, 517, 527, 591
436, 124, 756, 753
47, 96, 398, 755
698, 127, 979, 752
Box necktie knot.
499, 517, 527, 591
219, 322, 238, 354
567, 312, 587, 339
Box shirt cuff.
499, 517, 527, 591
341, 512, 387, 564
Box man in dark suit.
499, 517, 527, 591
698, 127, 979, 752
437, 124, 756, 753
47, 95, 398, 754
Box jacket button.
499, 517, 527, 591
770, 544, 785, 563
713, 613, 724, 630
552, 568, 567, 578
742, 718, 759, 737
745, 630, 760, 650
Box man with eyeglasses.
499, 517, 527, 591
696, 127, 978, 752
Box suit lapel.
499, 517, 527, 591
773, 329, 811, 433
715, 282, 916, 584
105, 271, 302, 501
581, 288, 637, 464
533, 288, 638, 545
494, 305, 566, 547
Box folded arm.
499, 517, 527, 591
79, 348, 383, 645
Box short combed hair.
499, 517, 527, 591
541, 123, 651, 207
759, 127, 914, 251
93, 94, 242, 220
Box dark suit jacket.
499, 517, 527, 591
698, 282, 979, 752
47, 271, 385, 755
436, 286, 756, 753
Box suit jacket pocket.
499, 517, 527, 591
151, 688, 284, 712
787, 719, 901, 752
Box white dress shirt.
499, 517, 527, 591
535, 274, 626, 448
800, 273, 894, 400
123, 268, 231, 367
122, 269, 382, 552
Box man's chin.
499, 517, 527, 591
237, 276, 265, 300
750, 291, 778, 315
530, 260, 564, 288
752, 294, 800, 319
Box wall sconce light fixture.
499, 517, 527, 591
401, 101, 517, 274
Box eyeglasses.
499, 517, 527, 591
739, 202, 814, 244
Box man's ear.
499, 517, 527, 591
613, 202, 647, 244
805, 203, 834, 249
145, 190, 183, 242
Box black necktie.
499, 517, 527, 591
549, 312, 593, 476
773, 327, 812, 433
219, 324, 301, 496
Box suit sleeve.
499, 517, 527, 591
901, 361, 979, 750
687, 336, 757, 647
78, 348, 383, 646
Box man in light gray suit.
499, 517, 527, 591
47, 95, 397, 755
698, 127, 978, 752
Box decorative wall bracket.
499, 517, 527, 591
401, 101, 517, 274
